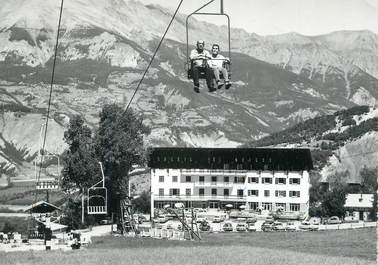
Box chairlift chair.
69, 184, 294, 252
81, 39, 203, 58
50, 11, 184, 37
185, 0, 232, 83
87, 162, 108, 215
35, 152, 60, 190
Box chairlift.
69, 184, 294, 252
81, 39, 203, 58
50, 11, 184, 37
87, 162, 108, 215
185, 0, 232, 85
35, 152, 60, 190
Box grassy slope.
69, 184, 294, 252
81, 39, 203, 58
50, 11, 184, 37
0, 228, 375, 265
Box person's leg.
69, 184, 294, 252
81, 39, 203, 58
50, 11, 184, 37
205, 67, 215, 92
221, 67, 229, 81
192, 66, 200, 92
221, 67, 231, 89
212, 67, 220, 82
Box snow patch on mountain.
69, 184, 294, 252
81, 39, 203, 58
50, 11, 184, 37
303, 88, 326, 99
159, 61, 176, 76
274, 100, 294, 108
0, 31, 53, 66
350, 87, 377, 107
279, 108, 320, 123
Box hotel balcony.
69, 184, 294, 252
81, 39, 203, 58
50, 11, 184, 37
155, 195, 247, 201
181, 169, 247, 176
194, 181, 234, 187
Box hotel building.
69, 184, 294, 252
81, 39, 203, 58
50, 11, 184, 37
148, 148, 313, 218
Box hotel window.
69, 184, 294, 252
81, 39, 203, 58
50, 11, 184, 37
248, 190, 259, 196
262, 202, 272, 211
249, 202, 259, 210
275, 203, 286, 211
289, 178, 301, 185
289, 203, 300, 211
248, 177, 259, 184
185, 188, 191, 196
224, 189, 229, 196
264, 190, 270, 197
275, 190, 287, 197
262, 177, 272, 184
186, 176, 191, 182
289, 191, 300, 197
199, 188, 205, 196
158, 188, 164, 196
224, 176, 229, 183
199, 176, 204, 183
275, 178, 286, 184
170, 188, 180, 196
159, 176, 164, 182
172, 176, 178, 182
237, 189, 244, 197
211, 176, 217, 183
211, 188, 217, 196
234, 177, 245, 183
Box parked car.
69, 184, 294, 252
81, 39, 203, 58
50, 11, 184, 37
299, 221, 311, 230
213, 215, 225, 223
308, 217, 321, 225
156, 215, 168, 223
286, 222, 297, 231
261, 222, 274, 232
133, 214, 147, 224
100, 218, 112, 225
272, 221, 286, 231
325, 216, 342, 224
222, 222, 233, 232
265, 216, 274, 223
199, 221, 211, 232
247, 223, 256, 232
196, 214, 207, 223
343, 216, 359, 223
236, 223, 247, 232
246, 217, 257, 224
309, 223, 319, 231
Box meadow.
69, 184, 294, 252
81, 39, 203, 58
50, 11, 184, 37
1, 227, 376, 265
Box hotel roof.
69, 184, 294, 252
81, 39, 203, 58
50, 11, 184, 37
148, 147, 313, 171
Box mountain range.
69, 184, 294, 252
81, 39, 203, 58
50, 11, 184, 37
0, 0, 377, 181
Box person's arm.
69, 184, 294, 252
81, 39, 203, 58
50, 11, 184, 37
190, 50, 197, 60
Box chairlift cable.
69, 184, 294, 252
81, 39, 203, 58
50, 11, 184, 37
123, 0, 184, 114
35, 0, 64, 201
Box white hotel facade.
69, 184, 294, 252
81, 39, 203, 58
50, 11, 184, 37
149, 148, 313, 218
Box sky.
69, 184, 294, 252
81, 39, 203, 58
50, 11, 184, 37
138, 0, 378, 36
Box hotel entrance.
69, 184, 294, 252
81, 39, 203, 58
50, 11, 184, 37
209, 201, 219, 209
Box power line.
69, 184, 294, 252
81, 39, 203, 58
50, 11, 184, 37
123, 0, 184, 113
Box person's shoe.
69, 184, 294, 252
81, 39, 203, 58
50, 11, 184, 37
225, 80, 231, 89
216, 80, 223, 89
208, 86, 216, 92
194, 85, 200, 93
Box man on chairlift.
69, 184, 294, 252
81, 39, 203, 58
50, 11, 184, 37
208, 44, 231, 90
190, 40, 215, 93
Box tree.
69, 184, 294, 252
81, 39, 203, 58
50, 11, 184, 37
94, 104, 150, 219
321, 172, 349, 217
132, 191, 151, 214
61, 115, 99, 192
360, 166, 378, 221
